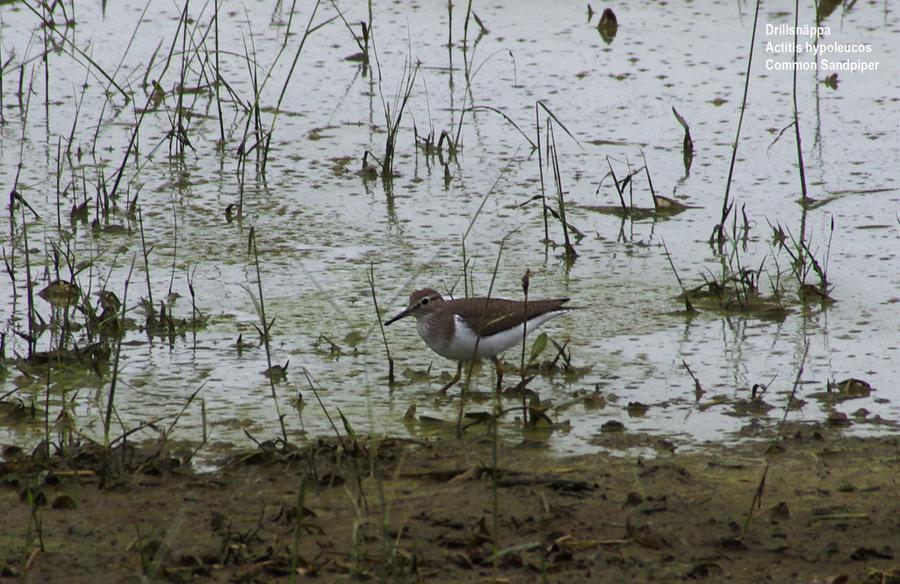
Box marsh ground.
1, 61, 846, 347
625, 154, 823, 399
2, 424, 898, 583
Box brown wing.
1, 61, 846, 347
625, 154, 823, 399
454, 298, 570, 337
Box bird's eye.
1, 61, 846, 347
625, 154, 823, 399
421, 297, 429, 305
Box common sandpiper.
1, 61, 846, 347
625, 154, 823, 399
384, 288, 572, 393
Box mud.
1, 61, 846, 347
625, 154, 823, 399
2, 424, 898, 582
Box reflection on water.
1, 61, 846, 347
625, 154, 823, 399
0, 0, 898, 459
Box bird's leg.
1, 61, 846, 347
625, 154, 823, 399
439, 361, 463, 394
492, 355, 504, 393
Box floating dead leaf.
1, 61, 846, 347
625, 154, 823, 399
626, 401, 649, 417
343, 330, 365, 347
824, 379, 863, 398
597, 8, 618, 44
824, 378, 873, 401
826, 410, 851, 427
418, 415, 454, 429
651, 194, 688, 212
402, 367, 432, 383
38, 280, 80, 307
464, 411, 494, 424
601, 420, 624, 433
98, 290, 121, 312
729, 397, 775, 416
698, 394, 731, 411
582, 387, 607, 409
263, 360, 289, 381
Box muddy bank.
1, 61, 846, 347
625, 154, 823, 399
1, 425, 898, 583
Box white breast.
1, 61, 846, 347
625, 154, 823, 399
420, 311, 564, 361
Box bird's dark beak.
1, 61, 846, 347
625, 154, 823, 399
384, 307, 413, 326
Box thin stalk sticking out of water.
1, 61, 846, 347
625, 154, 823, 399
714, 0, 761, 246
168, 196, 177, 297
22, 1, 128, 103
682, 359, 704, 402
367, 263, 395, 386
263, 0, 331, 174
535, 105, 549, 242
109, 2, 187, 200
138, 208, 155, 312
171, 0, 190, 158
248, 227, 289, 446
642, 149, 659, 208
22, 204, 36, 359
104, 257, 136, 448
672, 107, 693, 175
382, 59, 418, 180
790, 0, 808, 203
519, 269, 531, 426
606, 156, 629, 214
43, 365, 52, 462
213, 0, 225, 147
463, 106, 535, 149
141, 382, 206, 471
55, 139, 64, 234
446, 0, 453, 47
661, 237, 693, 313
548, 122, 577, 262
463, 0, 475, 47
330, 1, 369, 63
186, 266, 203, 336
534, 101, 580, 245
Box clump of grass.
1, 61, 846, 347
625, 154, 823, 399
772, 219, 834, 303
375, 56, 418, 181
669, 211, 836, 318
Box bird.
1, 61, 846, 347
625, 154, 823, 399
384, 288, 572, 393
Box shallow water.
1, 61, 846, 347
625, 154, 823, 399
1, 0, 898, 458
